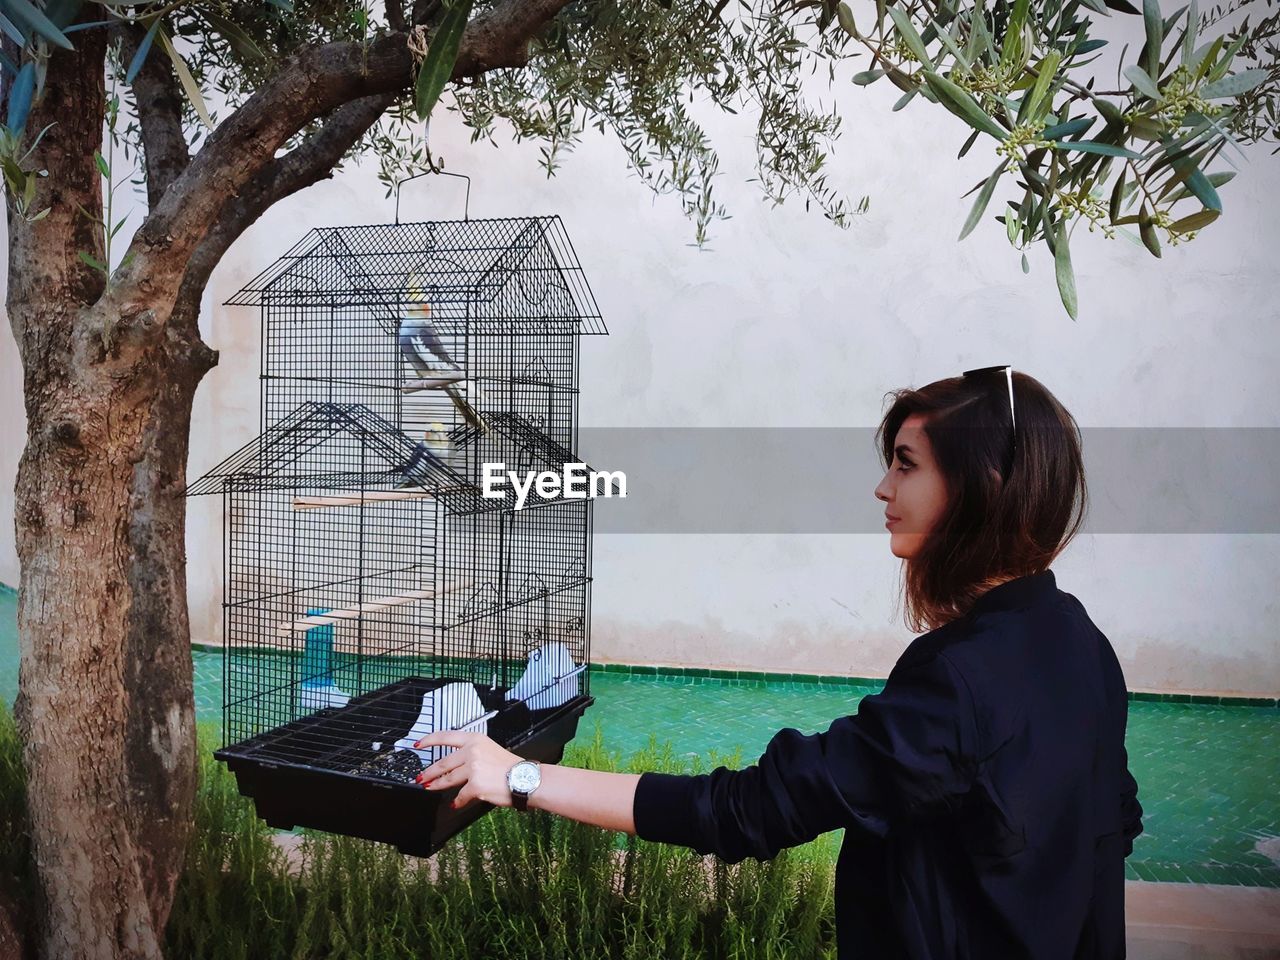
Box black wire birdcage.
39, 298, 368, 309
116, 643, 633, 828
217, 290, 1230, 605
188, 214, 610, 856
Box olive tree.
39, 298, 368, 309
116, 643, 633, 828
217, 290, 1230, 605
0, 0, 1274, 957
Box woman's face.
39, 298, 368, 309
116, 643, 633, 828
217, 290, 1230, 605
875, 414, 950, 560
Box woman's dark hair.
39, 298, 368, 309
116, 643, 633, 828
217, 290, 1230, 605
876, 370, 1087, 632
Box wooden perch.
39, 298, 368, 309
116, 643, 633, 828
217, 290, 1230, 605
293, 489, 435, 510
401, 374, 465, 393
278, 578, 473, 634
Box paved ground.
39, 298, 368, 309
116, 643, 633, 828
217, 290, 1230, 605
1126, 882, 1280, 958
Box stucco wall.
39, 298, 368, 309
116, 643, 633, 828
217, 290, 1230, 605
2, 35, 1277, 695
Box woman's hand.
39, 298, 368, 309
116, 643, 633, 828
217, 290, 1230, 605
414, 731, 523, 810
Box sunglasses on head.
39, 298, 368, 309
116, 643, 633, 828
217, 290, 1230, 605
962, 364, 1017, 465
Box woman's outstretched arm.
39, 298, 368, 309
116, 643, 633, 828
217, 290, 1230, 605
414, 730, 641, 834
417, 651, 976, 863
530, 763, 642, 833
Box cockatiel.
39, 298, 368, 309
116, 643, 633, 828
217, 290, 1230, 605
398, 274, 488, 432
397, 422, 456, 488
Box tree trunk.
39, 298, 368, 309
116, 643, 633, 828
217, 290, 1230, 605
2, 3, 567, 955
6, 19, 213, 959
11, 321, 211, 959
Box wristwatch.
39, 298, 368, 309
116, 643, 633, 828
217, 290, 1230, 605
506, 759, 541, 812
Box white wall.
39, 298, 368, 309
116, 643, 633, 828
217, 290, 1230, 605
3, 31, 1278, 695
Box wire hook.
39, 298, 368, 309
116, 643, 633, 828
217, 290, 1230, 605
394, 169, 472, 225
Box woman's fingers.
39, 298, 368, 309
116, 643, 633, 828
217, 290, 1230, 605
424, 767, 467, 791
417, 757, 464, 788
415, 730, 476, 750
454, 784, 477, 809
417, 751, 465, 785
408, 734, 521, 809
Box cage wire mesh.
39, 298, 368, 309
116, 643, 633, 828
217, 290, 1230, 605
188, 215, 609, 853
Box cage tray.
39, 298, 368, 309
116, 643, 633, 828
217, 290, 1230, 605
215, 675, 594, 857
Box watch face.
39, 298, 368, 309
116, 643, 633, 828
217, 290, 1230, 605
509, 762, 540, 793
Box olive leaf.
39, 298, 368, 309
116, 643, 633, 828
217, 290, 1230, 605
201, 9, 267, 62
6, 61, 34, 133
1169, 208, 1220, 232
157, 27, 213, 130
959, 161, 1006, 240
887, 6, 934, 67
1199, 69, 1268, 99
125, 17, 162, 84
1138, 207, 1163, 257
1054, 220, 1078, 319
1124, 64, 1164, 100
1020, 50, 1061, 122
3, 0, 73, 50
414, 0, 475, 121
1054, 139, 1141, 157
921, 70, 1007, 139
837, 2, 858, 37
1140, 0, 1163, 76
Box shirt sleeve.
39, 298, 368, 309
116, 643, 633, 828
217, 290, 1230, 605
1120, 744, 1144, 858
632, 653, 979, 863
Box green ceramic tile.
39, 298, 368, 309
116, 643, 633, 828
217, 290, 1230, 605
1, 587, 1277, 889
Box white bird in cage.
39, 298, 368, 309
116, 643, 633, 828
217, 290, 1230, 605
398, 283, 489, 433
394, 682, 488, 765
506, 641, 581, 712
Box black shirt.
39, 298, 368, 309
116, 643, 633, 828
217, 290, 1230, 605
632, 569, 1144, 959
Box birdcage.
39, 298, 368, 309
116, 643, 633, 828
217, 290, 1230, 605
187, 213, 610, 856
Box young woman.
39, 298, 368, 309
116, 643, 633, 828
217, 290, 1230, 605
416, 366, 1145, 960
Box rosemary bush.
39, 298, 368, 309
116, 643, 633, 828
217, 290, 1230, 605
163, 724, 840, 960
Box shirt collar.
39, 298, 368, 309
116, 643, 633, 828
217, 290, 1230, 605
968, 569, 1058, 618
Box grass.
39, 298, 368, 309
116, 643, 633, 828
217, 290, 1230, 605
0, 708, 33, 924
0, 707, 839, 959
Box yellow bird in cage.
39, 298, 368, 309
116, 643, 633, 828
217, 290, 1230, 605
398, 272, 489, 433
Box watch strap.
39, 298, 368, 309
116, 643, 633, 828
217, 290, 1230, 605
508, 760, 539, 813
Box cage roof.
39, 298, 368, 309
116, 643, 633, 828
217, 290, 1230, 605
185, 401, 496, 513
186, 402, 616, 510
224, 216, 607, 336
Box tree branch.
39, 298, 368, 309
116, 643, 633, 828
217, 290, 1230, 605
184, 93, 396, 309
147, 92, 395, 380
106, 0, 573, 324
386, 0, 407, 32
451, 0, 568, 73
116, 20, 190, 209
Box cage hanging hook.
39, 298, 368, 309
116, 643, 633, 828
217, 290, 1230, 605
394, 169, 472, 225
